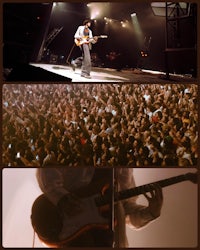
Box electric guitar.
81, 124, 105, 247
74, 35, 108, 46
31, 172, 197, 247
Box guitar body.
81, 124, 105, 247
60, 195, 110, 242
31, 194, 111, 247
74, 35, 108, 46
74, 36, 90, 46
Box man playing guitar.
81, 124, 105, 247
31, 168, 163, 247
71, 19, 98, 79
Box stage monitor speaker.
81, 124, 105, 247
6, 64, 71, 82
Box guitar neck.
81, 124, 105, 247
95, 173, 196, 207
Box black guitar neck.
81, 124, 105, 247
95, 172, 197, 207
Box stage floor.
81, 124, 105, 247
30, 63, 196, 83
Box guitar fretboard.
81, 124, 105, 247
95, 173, 196, 207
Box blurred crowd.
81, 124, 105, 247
3, 83, 198, 167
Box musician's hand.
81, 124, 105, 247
143, 183, 163, 219
57, 193, 82, 216
93, 36, 98, 42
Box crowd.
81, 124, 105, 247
2, 83, 198, 167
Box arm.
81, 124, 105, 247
89, 30, 98, 44
124, 185, 163, 229
74, 26, 82, 39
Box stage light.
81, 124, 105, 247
104, 17, 107, 20
88, 2, 110, 20
120, 21, 125, 28
131, 13, 143, 45
120, 20, 128, 28
91, 10, 100, 19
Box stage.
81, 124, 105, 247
29, 63, 196, 83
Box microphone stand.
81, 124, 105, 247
66, 43, 76, 65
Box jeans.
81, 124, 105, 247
80, 44, 91, 76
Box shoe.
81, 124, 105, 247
71, 60, 77, 71
81, 74, 91, 79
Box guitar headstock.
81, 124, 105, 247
185, 172, 198, 184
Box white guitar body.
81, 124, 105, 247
74, 35, 108, 46
59, 195, 109, 241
